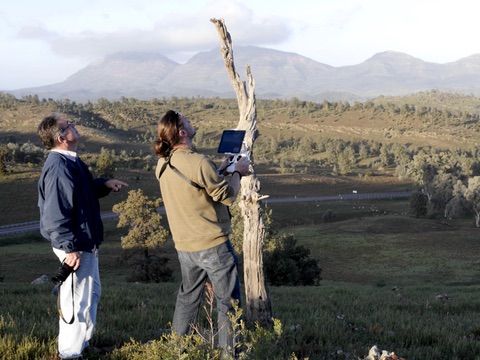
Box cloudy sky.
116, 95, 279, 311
1, 0, 478, 90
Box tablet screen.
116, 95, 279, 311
217, 130, 246, 153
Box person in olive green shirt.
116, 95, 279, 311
154, 110, 250, 356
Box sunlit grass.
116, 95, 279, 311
2, 280, 480, 359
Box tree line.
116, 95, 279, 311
2, 93, 480, 226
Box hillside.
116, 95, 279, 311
0, 91, 479, 224
1, 91, 480, 153
6, 47, 480, 102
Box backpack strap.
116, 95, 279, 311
158, 152, 203, 190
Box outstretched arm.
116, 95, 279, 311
104, 179, 129, 192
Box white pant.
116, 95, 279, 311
53, 248, 101, 359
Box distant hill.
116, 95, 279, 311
7, 46, 480, 102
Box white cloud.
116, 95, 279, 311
14, 0, 292, 63
2, 0, 480, 89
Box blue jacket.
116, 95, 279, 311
38, 152, 111, 252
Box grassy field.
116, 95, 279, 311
0, 162, 412, 226
2, 194, 480, 359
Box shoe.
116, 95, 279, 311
85, 345, 102, 353
83, 345, 104, 358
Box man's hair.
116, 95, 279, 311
37, 113, 63, 150
153, 110, 183, 158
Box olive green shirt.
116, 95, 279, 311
155, 148, 236, 252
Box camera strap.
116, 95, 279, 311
57, 275, 75, 324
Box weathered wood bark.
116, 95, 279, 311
210, 18, 273, 324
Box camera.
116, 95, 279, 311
51, 262, 74, 285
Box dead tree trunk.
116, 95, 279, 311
211, 18, 272, 325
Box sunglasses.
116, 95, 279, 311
60, 121, 75, 133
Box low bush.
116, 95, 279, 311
264, 233, 322, 286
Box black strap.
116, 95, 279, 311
57, 275, 75, 324
158, 153, 203, 190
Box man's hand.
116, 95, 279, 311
105, 179, 129, 192
234, 155, 251, 176
217, 156, 233, 175
64, 251, 81, 271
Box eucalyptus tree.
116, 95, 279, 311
391, 143, 411, 167
379, 144, 391, 167
337, 145, 356, 175
391, 143, 411, 179
358, 142, 369, 160
211, 18, 272, 324
455, 152, 478, 177
430, 173, 458, 215
445, 180, 470, 220
406, 152, 439, 201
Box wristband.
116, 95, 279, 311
232, 171, 242, 179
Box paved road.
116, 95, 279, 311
0, 191, 410, 237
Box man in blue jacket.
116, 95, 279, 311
37, 113, 128, 360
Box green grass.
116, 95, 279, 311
0, 161, 411, 226
3, 200, 480, 359
0, 166, 160, 225
2, 279, 480, 359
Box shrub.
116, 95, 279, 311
410, 190, 428, 217
322, 208, 336, 223
230, 203, 320, 286
264, 234, 322, 286
96, 147, 116, 178
113, 189, 170, 282
110, 284, 291, 360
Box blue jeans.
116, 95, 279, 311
172, 240, 241, 352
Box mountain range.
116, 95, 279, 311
7, 46, 480, 102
